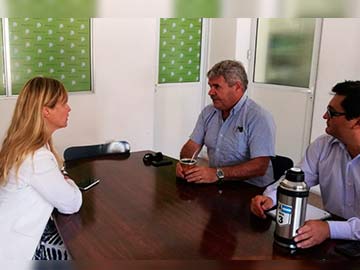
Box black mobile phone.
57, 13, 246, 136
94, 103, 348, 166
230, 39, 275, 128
335, 241, 360, 258
77, 178, 100, 191
151, 159, 173, 167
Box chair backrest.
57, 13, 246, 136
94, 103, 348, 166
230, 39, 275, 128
271, 155, 294, 181
64, 141, 130, 162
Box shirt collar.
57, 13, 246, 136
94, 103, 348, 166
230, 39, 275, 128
329, 136, 346, 149
230, 94, 248, 116
329, 136, 360, 160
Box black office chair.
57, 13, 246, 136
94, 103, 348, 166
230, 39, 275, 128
271, 155, 294, 181
63, 140, 130, 162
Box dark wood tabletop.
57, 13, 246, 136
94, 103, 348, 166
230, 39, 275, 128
54, 151, 351, 261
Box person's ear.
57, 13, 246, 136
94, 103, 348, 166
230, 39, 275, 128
356, 118, 360, 126
42, 107, 50, 119
234, 81, 244, 93
351, 117, 360, 129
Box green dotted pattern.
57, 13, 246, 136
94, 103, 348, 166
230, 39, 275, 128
9, 18, 91, 94
158, 18, 202, 84
0, 21, 4, 95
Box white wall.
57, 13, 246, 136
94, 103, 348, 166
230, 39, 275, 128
0, 18, 157, 157
89, 18, 156, 152
204, 18, 239, 109
0, 98, 16, 139
311, 18, 360, 141
154, 83, 203, 158
208, 19, 238, 68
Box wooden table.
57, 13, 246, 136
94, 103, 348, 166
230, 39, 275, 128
54, 151, 350, 261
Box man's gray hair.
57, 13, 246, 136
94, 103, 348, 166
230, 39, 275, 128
207, 60, 248, 90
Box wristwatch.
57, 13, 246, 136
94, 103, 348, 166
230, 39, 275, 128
216, 168, 225, 184
61, 167, 69, 177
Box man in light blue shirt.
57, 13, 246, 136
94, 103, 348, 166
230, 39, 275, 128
250, 80, 360, 248
176, 60, 276, 187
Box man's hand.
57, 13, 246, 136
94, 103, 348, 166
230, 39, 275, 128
294, 220, 330, 248
250, 195, 274, 219
184, 166, 217, 184
176, 162, 185, 178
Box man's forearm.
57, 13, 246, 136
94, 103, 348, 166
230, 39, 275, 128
220, 157, 270, 181
180, 148, 197, 159
180, 140, 201, 159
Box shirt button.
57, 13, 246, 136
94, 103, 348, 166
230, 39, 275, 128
347, 182, 353, 186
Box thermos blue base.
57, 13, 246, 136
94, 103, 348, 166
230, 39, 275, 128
274, 233, 297, 249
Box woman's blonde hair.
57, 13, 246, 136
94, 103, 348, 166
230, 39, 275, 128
0, 77, 68, 185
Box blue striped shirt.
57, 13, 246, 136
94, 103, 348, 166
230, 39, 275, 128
265, 134, 360, 240
190, 95, 276, 187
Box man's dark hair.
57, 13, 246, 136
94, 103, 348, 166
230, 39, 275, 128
207, 60, 248, 90
332, 80, 360, 120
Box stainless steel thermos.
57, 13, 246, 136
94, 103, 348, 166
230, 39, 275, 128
274, 167, 309, 249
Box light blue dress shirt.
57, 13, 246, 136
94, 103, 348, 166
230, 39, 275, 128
264, 134, 360, 240
190, 95, 276, 187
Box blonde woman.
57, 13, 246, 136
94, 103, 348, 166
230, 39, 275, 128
0, 77, 82, 259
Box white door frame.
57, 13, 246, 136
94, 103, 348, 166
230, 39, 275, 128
247, 18, 323, 161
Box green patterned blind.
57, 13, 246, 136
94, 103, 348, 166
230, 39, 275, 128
0, 21, 5, 95
158, 18, 202, 84
8, 18, 91, 94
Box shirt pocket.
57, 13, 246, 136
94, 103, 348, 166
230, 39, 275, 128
220, 130, 248, 162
